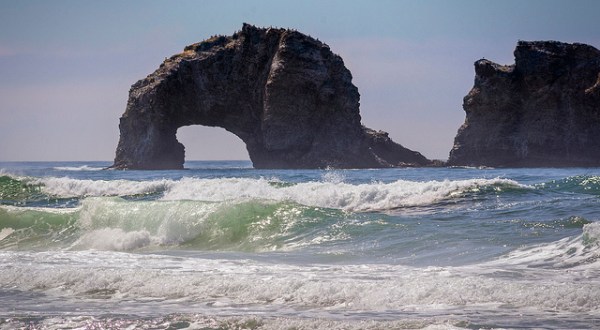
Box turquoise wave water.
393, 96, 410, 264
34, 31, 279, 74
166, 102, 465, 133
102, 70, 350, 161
0, 170, 598, 263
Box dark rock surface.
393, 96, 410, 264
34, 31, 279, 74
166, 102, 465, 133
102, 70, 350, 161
112, 24, 431, 169
449, 40, 600, 167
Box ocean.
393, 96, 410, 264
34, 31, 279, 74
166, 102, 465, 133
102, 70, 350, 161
0, 161, 599, 329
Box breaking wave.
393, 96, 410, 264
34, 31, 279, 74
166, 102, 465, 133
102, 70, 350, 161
0, 198, 344, 252
0, 174, 526, 211
160, 177, 526, 212
489, 222, 600, 269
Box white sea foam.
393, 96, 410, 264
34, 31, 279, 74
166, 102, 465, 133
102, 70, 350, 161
0, 314, 469, 330
38, 177, 173, 197
0, 204, 79, 214
489, 222, 600, 270
161, 177, 524, 212
34, 176, 524, 211
0, 248, 598, 316
53, 165, 104, 171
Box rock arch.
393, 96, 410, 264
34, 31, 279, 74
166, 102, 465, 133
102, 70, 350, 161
112, 24, 431, 169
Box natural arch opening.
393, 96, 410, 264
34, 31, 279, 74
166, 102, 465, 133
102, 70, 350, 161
176, 126, 250, 161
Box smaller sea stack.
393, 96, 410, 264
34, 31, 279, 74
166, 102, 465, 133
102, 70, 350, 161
449, 40, 600, 167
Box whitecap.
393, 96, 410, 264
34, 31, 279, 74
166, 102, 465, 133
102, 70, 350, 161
161, 177, 525, 212
37, 177, 173, 197
53, 165, 104, 171
487, 222, 600, 270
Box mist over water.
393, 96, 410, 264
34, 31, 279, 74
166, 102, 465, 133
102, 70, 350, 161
1, 161, 599, 329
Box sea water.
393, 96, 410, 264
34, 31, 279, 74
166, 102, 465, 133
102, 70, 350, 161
0, 161, 599, 329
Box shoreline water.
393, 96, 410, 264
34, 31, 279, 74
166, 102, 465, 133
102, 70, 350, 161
1, 161, 599, 329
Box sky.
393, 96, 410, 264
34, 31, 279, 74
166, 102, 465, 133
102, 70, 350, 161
1, 0, 600, 162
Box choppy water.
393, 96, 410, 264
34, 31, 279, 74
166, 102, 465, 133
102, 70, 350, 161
0, 161, 599, 329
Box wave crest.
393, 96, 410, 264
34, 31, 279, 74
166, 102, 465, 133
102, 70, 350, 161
492, 222, 600, 269
38, 177, 172, 198
4, 175, 526, 212
53, 165, 104, 171
161, 177, 524, 212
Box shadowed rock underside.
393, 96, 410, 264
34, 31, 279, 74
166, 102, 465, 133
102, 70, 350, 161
112, 24, 431, 169
449, 40, 600, 167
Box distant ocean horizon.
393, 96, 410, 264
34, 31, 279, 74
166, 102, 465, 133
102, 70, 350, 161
1, 161, 599, 329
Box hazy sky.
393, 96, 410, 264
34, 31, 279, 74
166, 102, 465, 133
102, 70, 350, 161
1, 0, 599, 161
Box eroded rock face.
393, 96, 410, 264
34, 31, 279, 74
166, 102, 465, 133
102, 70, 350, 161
112, 24, 431, 169
449, 41, 600, 167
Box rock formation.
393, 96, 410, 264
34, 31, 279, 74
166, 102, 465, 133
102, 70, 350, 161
111, 23, 431, 169
449, 40, 600, 167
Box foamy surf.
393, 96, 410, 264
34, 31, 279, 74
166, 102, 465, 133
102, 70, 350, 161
161, 177, 521, 211
3, 175, 526, 212
36, 177, 172, 198
487, 221, 600, 270
53, 165, 104, 171
30, 176, 523, 209
0, 245, 598, 319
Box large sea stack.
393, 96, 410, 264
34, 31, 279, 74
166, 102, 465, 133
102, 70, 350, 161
449, 41, 600, 167
112, 24, 431, 169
